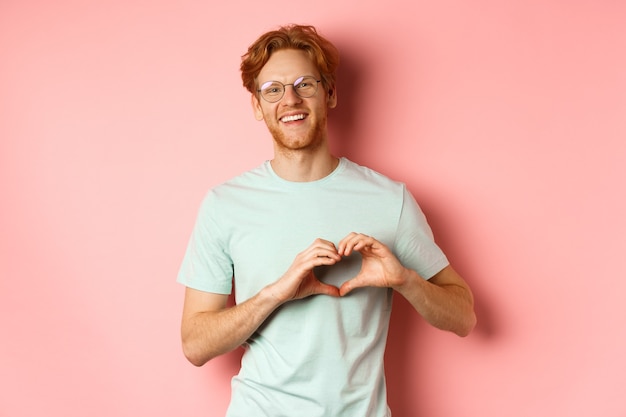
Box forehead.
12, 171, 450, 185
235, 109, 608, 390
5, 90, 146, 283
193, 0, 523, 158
257, 49, 319, 82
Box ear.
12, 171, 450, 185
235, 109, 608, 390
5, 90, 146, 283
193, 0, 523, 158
251, 94, 264, 121
327, 86, 337, 109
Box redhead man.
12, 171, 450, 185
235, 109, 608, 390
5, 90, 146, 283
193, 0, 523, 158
178, 24, 476, 417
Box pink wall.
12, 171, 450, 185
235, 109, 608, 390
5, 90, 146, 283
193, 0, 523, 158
2, 1, 625, 416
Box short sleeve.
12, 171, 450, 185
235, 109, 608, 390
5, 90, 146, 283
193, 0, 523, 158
393, 187, 449, 280
177, 192, 234, 294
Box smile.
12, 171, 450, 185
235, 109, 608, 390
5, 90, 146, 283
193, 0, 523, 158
280, 114, 306, 123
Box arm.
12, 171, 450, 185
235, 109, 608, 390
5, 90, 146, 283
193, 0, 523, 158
338, 233, 476, 337
181, 287, 281, 366
392, 265, 476, 337
180, 238, 342, 366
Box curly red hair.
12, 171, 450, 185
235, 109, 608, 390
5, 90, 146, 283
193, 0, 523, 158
240, 24, 340, 96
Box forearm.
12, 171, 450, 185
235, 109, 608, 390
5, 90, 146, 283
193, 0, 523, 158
181, 239, 344, 366
394, 266, 476, 337
181, 287, 281, 366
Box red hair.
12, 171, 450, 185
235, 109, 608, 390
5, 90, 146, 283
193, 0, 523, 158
240, 24, 340, 95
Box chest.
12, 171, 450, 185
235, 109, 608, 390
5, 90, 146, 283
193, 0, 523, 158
221, 189, 399, 301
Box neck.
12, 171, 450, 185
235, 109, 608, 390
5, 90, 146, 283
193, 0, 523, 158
270, 148, 339, 182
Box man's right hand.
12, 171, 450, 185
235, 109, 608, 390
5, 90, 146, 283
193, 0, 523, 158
181, 238, 342, 366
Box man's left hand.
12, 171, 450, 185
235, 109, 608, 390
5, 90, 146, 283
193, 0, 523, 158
337, 232, 409, 296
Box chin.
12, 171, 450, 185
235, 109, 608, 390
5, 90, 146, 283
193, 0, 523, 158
275, 139, 320, 152
270, 124, 326, 152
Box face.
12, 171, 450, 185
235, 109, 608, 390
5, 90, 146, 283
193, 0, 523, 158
252, 49, 337, 153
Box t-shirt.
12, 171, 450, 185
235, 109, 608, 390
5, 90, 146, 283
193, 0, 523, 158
178, 157, 449, 417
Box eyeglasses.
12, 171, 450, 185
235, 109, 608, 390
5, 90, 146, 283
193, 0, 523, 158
257, 76, 321, 103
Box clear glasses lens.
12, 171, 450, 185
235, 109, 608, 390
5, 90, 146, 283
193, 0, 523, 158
259, 76, 319, 102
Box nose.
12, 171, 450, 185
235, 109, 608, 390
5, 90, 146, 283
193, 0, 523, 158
281, 85, 302, 105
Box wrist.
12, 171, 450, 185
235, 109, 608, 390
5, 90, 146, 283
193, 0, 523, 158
259, 282, 289, 308
392, 267, 421, 293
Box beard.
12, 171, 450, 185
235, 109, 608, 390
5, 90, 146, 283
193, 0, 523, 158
267, 114, 327, 153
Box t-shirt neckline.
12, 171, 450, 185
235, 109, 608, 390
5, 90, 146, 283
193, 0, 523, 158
265, 157, 347, 187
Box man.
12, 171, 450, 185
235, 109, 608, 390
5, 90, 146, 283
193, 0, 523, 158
178, 24, 476, 417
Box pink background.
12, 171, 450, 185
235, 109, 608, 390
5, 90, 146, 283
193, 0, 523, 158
2, 1, 625, 416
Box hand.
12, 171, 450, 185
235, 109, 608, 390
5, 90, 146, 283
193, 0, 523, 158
268, 238, 342, 303
337, 232, 408, 296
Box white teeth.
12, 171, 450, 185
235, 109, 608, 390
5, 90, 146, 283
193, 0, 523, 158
281, 114, 305, 122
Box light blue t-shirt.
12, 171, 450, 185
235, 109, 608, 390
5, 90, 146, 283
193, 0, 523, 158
178, 157, 449, 417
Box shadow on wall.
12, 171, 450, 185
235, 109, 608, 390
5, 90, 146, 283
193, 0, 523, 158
416, 196, 500, 340
384, 237, 499, 416
327, 44, 367, 159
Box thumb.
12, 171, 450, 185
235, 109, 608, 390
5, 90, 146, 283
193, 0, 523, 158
339, 279, 358, 296
316, 282, 341, 297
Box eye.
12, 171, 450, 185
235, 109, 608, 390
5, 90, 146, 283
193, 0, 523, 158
293, 76, 308, 88
261, 82, 283, 96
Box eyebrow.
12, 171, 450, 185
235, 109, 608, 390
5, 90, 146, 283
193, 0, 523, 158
258, 74, 319, 84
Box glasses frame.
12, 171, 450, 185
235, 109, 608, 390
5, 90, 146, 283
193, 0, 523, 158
257, 76, 322, 103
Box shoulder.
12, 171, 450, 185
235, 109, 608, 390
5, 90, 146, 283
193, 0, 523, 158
198, 161, 272, 211
339, 158, 406, 194
208, 161, 271, 195
219, 161, 270, 189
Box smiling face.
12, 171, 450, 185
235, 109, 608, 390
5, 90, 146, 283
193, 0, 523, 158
252, 49, 337, 154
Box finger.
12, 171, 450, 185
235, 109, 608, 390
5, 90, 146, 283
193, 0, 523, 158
300, 240, 339, 262
314, 282, 341, 297
309, 252, 341, 267
338, 232, 359, 255
312, 247, 342, 262
312, 237, 338, 250
339, 233, 373, 256
310, 238, 341, 259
